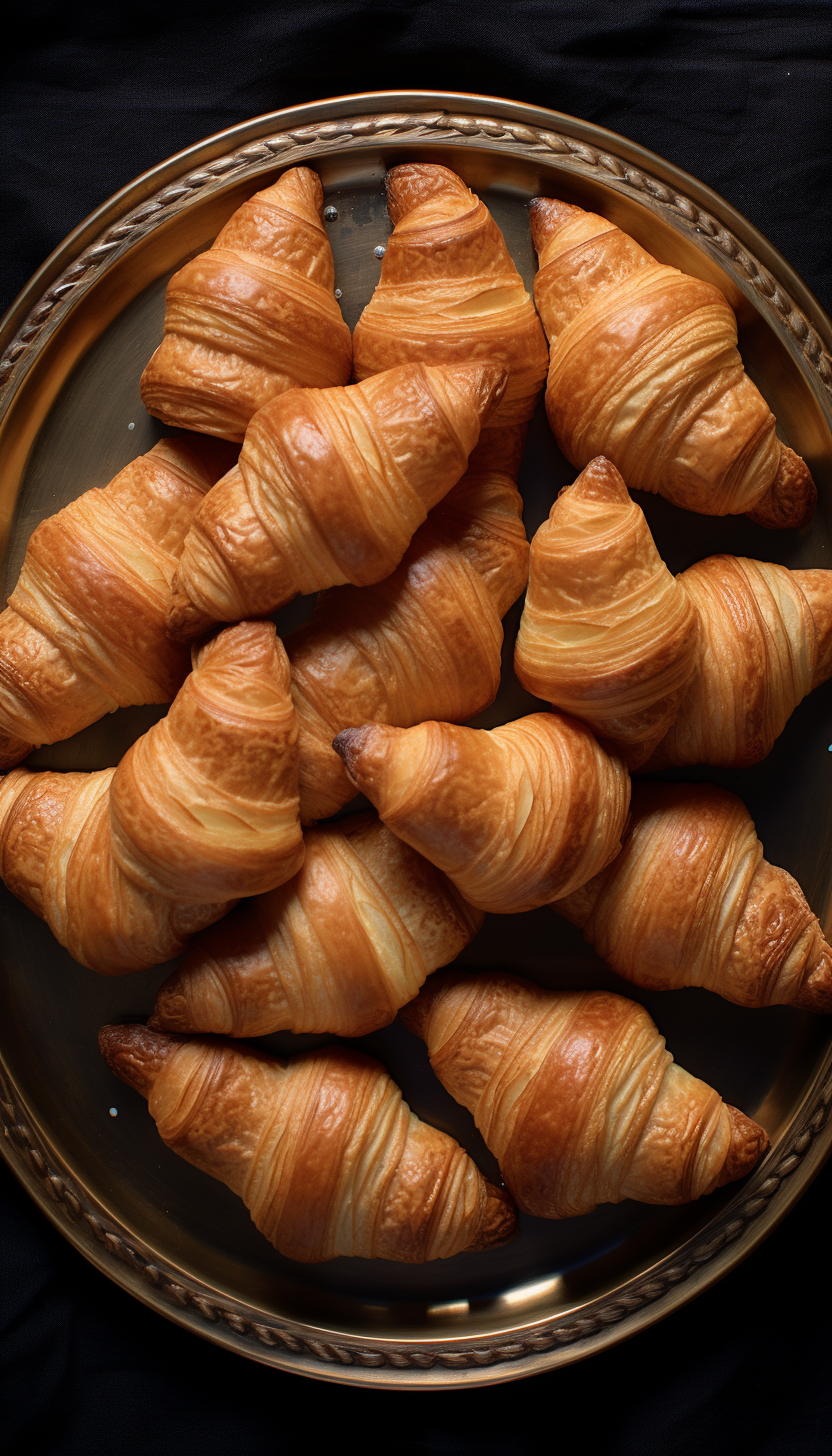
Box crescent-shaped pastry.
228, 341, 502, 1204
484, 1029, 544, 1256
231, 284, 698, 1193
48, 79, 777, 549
649, 555, 832, 767
334, 711, 630, 914
353, 163, 549, 433
0, 622, 302, 973
100, 1027, 517, 1263
151, 812, 484, 1038
166, 361, 507, 639
140, 166, 352, 441
531, 195, 815, 527
288, 427, 529, 822
401, 970, 768, 1218
555, 781, 832, 1010
0, 435, 236, 771
514, 456, 698, 766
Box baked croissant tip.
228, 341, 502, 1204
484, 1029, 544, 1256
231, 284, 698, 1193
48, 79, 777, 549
99, 1023, 180, 1098
165, 591, 215, 643
716, 1104, 768, 1188
791, 974, 832, 1014
565, 456, 630, 504
745, 444, 817, 530
465, 1181, 518, 1252
398, 968, 468, 1039
332, 725, 376, 783
529, 195, 583, 250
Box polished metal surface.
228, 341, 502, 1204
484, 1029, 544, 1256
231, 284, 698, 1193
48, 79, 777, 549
1, 92, 832, 1388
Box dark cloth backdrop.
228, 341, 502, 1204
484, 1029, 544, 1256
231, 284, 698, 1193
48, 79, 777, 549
2, 4, 831, 1453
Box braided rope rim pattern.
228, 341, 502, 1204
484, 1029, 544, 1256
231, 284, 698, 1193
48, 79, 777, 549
1, 108, 830, 399
3, 1057, 831, 1373
2, 104, 832, 1379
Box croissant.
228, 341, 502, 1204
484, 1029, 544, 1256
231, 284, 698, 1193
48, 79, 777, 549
352, 163, 549, 433
649, 554, 832, 768
0, 436, 236, 771
140, 166, 352, 441
401, 970, 768, 1218
0, 622, 302, 973
287, 427, 529, 822
99, 1026, 516, 1262
334, 711, 630, 914
166, 361, 507, 640
555, 781, 832, 1010
514, 456, 698, 766
151, 811, 484, 1038
531, 195, 815, 527
514, 456, 832, 769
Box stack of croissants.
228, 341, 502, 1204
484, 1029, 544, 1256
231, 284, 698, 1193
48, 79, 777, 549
2, 160, 828, 1266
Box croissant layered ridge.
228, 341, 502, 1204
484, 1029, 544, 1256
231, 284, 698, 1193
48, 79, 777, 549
167, 361, 507, 640
353, 164, 549, 432
151, 812, 485, 1038
287, 427, 529, 823
514, 457, 699, 766
401, 971, 768, 1218
140, 166, 352, 442
334, 712, 630, 914
650, 556, 832, 768
0, 436, 237, 771
99, 1027, 517, 1262
0, 622, 303, 974
556, 782, 832, 1010
530, 196, 815, 526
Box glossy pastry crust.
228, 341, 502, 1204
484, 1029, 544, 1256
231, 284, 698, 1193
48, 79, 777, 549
166, 361, 506, 639
514, 456, 698, 766
335, 710, 630, 914
140, 166, 352, 442
0, 436, 236, 770
100, 1026, 517, 1263
402, 970, 768, 1218
288, 427, 529, 822
353, 163, 549, 432
0, 622, 302, 973
556, 781, 832, 1010
151, 812, 484, 1038
531, 195, 815, 526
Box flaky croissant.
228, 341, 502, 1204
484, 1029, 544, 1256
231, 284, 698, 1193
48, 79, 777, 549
287, 427, 529, 823
0, 622, 302, 973
353, 163, 549, 433
514, 456, 832, 768
0, 436, 236, 772
166, 361, 507, 640
555, 782, 832, 1010
140, 166, 352, 442
514, 456, 698, 766
151, 811, 484, 1038
531, 196, 815, 527
100, 1026, 516, 1262
334, 711, 630, 914
401, 970, 768, 1218
649, 554, 832, 768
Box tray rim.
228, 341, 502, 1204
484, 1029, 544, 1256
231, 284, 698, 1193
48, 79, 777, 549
2, 89, 832, 1389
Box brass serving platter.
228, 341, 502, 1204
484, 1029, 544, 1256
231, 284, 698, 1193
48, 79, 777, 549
2, 91, 832, 1390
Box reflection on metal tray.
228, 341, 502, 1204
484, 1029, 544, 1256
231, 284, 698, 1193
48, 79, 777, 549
1, 91, 831, 1389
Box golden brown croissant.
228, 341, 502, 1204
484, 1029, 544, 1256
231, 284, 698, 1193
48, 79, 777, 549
401, 970, 768, 1218
100, 1026, 516, 1262
0, 436, 236, 772
531, 195, 815, 527
287, 427, 529, 823
514, 456, 698, 766
0, 622, 302, 973
352, 163, 549, 432
649, 555, 832, 767
166, 361, 507, 640
334, 711, 630, 914
151, 811, 484, 1038
555, 781, 832, 1010
140, 166, 352, 442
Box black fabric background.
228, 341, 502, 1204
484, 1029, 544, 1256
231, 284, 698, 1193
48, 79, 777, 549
2, 3, 832, 1451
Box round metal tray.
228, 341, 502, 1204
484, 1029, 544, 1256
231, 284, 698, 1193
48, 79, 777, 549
1, 91, 832, 1390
